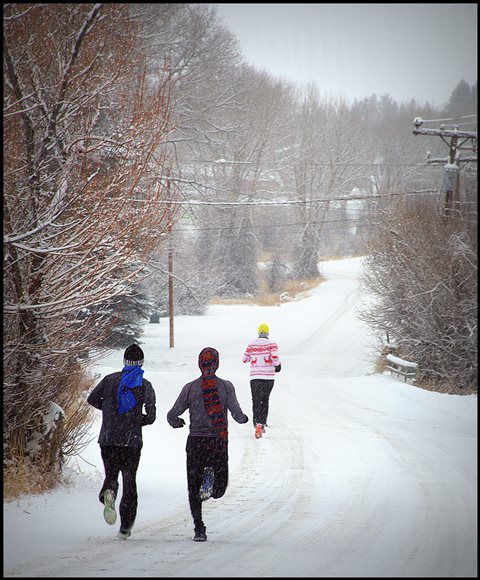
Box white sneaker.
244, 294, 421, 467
118, 528, 131, 540
199, 467, 214, 501
103, 489, 117, 525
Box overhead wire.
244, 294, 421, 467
170, 217, 375, 234
132, 188, 440, 207
190, 160, 450, 168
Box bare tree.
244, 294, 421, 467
193, 66, 298, 296
287, 85, 367, 278
3, 4, 175, 470
130, 3, 257, 299
130, 4, 242, 165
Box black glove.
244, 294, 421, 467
241, 414, 249, 424
173, 418, 185, 428
274, 363, 282, 373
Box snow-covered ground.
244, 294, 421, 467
4, 257, 477, 577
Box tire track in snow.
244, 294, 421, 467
8, 268, 361, 578
247, 388, 382, 576
288, 284, 360, 356
198, 269, 372, 576
299, 382, 476, 577
171, 417, 312, 576
9, 414, 311, 577
11, 261, 474, 577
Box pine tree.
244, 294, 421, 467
444, 80, 475, 118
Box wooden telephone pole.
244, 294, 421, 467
167, 170, 174, 349
163, 55, 175, 349
412, 115, 477, 221
168, 229, 174, 349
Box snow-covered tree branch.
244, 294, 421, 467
3, 3, 176, 469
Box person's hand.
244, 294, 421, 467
241, 414, 249, 424
173, 418, 185, 428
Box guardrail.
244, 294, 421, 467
386, 353, 418, 383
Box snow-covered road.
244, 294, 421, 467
4, 258, 477, 577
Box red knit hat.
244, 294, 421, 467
198, 347, 219, 372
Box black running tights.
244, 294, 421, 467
186, 435, 228, 527
250, 379, 275, 425
99, 445, 141, 530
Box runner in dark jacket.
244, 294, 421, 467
167, 347, 248, 542
87, 344, 156, 539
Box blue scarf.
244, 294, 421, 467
118, 365, 144, 414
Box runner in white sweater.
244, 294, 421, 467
242, 323, 281, 439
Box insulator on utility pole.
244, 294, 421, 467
412, 116, 477, 221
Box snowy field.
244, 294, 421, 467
4, 257, 477, 577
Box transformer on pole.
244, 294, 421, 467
412, 116, 477, 220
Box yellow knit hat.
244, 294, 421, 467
258, 323, 269, 335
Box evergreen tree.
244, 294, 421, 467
444, 80, 476, 117
101, 290, 153, 348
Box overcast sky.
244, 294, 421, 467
215, 3, 477, 108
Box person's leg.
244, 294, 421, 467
192, 438, 226, 541
186, 436, 207, 528
211, 440, 228, 499
118, 447, 141, 531
99, 446, 120, 503
260, 380, 275, 425
250, 379, 262, 426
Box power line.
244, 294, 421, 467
170, 209, 477, 235
166, 221, 377, 242
171, 217, 375, 234
190, 160, 448, 168
132, 189, 439, 207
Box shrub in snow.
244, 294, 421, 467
25, 403, 66, 460
359, 195, 477, 391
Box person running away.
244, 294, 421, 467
243, 323, 281, 439
87, 344, 156, 540
167, 347, 248, 542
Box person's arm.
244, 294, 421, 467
223, 380, 248, 424
270, 341, 280, 366
142, 382, 156, 426
166, 384, 190, 428
243, 342, 254, 363
87, 378, 105, 410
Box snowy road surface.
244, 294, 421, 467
4, 257, 477, 577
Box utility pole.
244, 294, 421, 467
168, 240, 174, 348
162, 54, 175, 349
412, 115, 477, 221
167, 170, 174, 349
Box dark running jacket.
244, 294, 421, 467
87, 372, 156, 448
167, 376, 247, 438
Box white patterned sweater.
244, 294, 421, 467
242, 337, 281, 379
